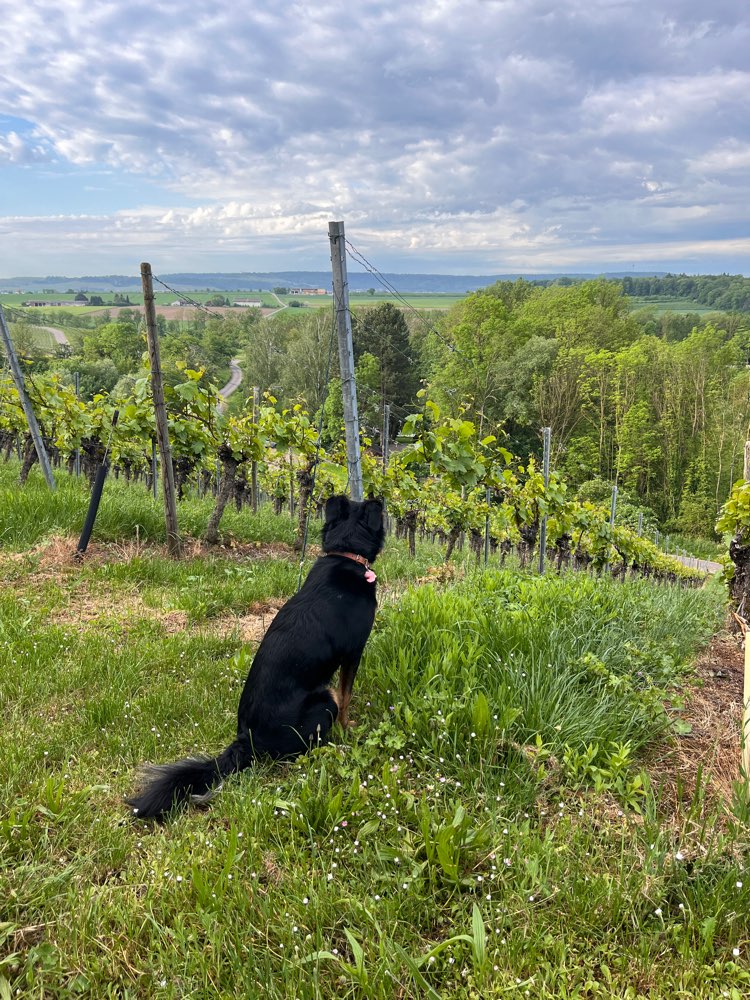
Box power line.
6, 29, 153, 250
151, 275, 228, 321
344, 239, 470, 362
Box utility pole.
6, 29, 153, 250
328, 221, 363, 501
0, 304, 56, 490
141, 263, 180, 555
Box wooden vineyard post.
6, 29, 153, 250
484, 486, 491, 566
382, 403, 390, 472
745, 630, 750, 779
141, 263, 180, 555
538, 426, 551, 573
0, 304, 56, 490
251, 386, 259, 513
329, 220, 363, 501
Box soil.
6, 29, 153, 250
651, 629, 745, 821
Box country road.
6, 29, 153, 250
218, 358, 242, 412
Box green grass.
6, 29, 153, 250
275, 292, 467, 311
0, 469, 748, 997
18, 326, 57, 350
0, 462, 298, 550
627, 296, 715, 315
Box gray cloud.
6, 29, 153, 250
0, 0, 749, 273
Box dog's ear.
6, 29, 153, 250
363, 499, 383, 531
324, 495, 350, 524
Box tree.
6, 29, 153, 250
81, 321, 144, 374
353, 303, 420, 410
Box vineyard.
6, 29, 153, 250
0, 369, 704, 584
2, 306, 749, 999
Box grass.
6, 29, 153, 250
275, 292, 467, 311
626, 296, 715, 315
0, 463, 748, 997
17, 326, 57, 350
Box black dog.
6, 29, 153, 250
126, 495, 384, 819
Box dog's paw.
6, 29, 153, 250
339, 716, 357, 730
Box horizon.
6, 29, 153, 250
3, 266, 748, 287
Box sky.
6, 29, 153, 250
1, 0, 749, 278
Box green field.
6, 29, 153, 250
22, 326, 58, 350
2, 290, 466, 315
277, 291, 466, 311
0, 463, 748, 998
626, 296, 715, 315
1, 292, 273, 310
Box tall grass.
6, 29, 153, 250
1, 540, 747, 998
0, 461, 298, 548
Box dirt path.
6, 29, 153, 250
264, 292, 289, 317
652, 630, 745, 820
40, 325, 70, 347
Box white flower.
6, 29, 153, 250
733, 947, 740, 957
654, 907, 662, 917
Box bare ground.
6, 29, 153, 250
649, 629, 745, 823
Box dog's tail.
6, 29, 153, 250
125, 737, 254, 820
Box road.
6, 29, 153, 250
674, 555, 723, 575
218, 358, 243, 412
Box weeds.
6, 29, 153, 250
0, 490, 748, 997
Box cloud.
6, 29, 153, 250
0, 0, 749, 273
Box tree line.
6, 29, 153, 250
622, 272, 750, 312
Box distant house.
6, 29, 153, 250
23, 300, 68, 307
170, 300, 189, 306
289, 288, 328, 296
233, 299, 263, 307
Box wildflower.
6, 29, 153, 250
733, 947, 740, 957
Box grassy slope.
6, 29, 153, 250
626, 297, 715, 316
0, 466, 748, 998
